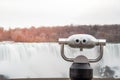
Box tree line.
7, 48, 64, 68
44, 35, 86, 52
0, 25, 120, 42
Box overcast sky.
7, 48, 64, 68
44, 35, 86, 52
0, 0, 120, 29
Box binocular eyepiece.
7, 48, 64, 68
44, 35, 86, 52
59, 34, 106, 50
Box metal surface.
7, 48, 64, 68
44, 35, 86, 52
61, 44, 74, 62
59, 34, 106, 63
73, 55, 89, 63
60, 44, 104, 63
59, 34, 106, 49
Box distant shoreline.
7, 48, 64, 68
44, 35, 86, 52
0, 25, 120, 43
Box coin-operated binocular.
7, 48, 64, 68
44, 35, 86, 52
58, 34, 106, 80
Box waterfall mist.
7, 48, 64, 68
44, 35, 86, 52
0, 42, 120, 79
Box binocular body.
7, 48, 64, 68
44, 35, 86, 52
58, 34, 106, 80
59, 34, 106, 49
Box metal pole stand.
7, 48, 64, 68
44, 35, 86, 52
58, 34, 106, 80
70, 56, 92, 80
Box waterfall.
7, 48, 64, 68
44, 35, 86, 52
0, 42, 120, 79
98, 44, 120, 78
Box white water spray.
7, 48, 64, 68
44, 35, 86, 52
0, 42, 119, 79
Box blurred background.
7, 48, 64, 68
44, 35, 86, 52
0, 0, 120, 79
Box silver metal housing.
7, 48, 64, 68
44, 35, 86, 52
58, 34, 106, 63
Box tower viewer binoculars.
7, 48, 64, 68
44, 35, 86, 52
58, 34, 106, 80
